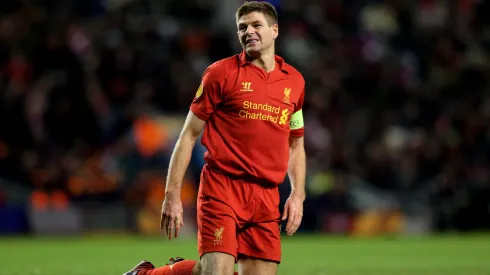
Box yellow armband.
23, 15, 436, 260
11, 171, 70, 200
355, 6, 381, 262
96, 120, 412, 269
290, 109, 304, 130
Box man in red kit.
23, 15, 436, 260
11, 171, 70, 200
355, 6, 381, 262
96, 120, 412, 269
123, 1, 306, 275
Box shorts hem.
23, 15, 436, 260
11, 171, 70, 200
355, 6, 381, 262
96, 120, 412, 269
199, 249, 238, 262
237, 250, 281, 264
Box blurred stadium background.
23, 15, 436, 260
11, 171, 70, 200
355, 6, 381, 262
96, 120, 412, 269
1, 0, 490, 274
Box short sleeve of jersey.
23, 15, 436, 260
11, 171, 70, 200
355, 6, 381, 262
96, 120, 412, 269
290, 84, 305, 138
190, 62, 226, 121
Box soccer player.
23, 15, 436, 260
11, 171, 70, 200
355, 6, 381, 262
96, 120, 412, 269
123, 258, 238, 275
123, 1, 306, 274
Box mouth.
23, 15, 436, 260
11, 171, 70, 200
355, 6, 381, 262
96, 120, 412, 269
245, 38, 258, 45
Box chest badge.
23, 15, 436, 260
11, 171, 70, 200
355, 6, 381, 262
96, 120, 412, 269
283, 87, 291, 104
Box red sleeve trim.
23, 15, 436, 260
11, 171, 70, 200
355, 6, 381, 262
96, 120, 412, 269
189, 106, 209, 121
290, 128, 304, 137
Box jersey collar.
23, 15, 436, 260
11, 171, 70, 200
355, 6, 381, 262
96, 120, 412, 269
238, 51, 290, 74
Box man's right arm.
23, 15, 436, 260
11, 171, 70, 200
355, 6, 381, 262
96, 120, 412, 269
165, 110, 206, 197
161, 62, 225, 239
165, 61, 225, 195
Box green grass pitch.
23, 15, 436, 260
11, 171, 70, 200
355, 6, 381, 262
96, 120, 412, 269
1, 234, 490, 275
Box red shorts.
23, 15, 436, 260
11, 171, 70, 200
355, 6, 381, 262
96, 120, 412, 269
197, 164, 282, 263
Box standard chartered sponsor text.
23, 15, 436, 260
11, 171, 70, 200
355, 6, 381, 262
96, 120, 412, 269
239, 101, 288, 124
243, 101, 280, 113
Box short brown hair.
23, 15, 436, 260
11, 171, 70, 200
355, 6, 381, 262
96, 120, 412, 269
236, 1, 278, 25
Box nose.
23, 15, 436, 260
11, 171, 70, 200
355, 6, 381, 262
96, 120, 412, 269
245, 25, 255, 35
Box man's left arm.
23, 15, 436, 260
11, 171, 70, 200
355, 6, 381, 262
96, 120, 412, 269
282, 135, 306, 236
282, 79, 306, 236
288, 136, 306, 198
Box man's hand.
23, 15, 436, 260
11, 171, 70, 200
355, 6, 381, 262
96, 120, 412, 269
160, 192, 184, 240
281, 191, 305, 236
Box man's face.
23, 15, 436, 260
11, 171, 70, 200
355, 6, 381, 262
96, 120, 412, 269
237, 11, 278, 56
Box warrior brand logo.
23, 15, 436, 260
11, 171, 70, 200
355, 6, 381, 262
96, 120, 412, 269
214, 227, 224, 245
241, 82, 253, 92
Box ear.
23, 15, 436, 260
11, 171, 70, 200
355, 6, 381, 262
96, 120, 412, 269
271, 23, 279, 40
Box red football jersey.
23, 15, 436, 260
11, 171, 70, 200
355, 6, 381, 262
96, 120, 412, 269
190, 52, 305, 185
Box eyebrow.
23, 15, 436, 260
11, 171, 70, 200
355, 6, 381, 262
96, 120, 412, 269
238, 20, 262, 28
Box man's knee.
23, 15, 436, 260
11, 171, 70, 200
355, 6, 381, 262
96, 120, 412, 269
238, 257, 278, 275
192, 261, 201, 275
200, 252, 235, 275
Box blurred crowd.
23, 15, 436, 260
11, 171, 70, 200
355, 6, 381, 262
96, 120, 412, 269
1, 0, 490, 234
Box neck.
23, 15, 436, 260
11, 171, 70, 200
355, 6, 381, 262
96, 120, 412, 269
250, 48, 275, 73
